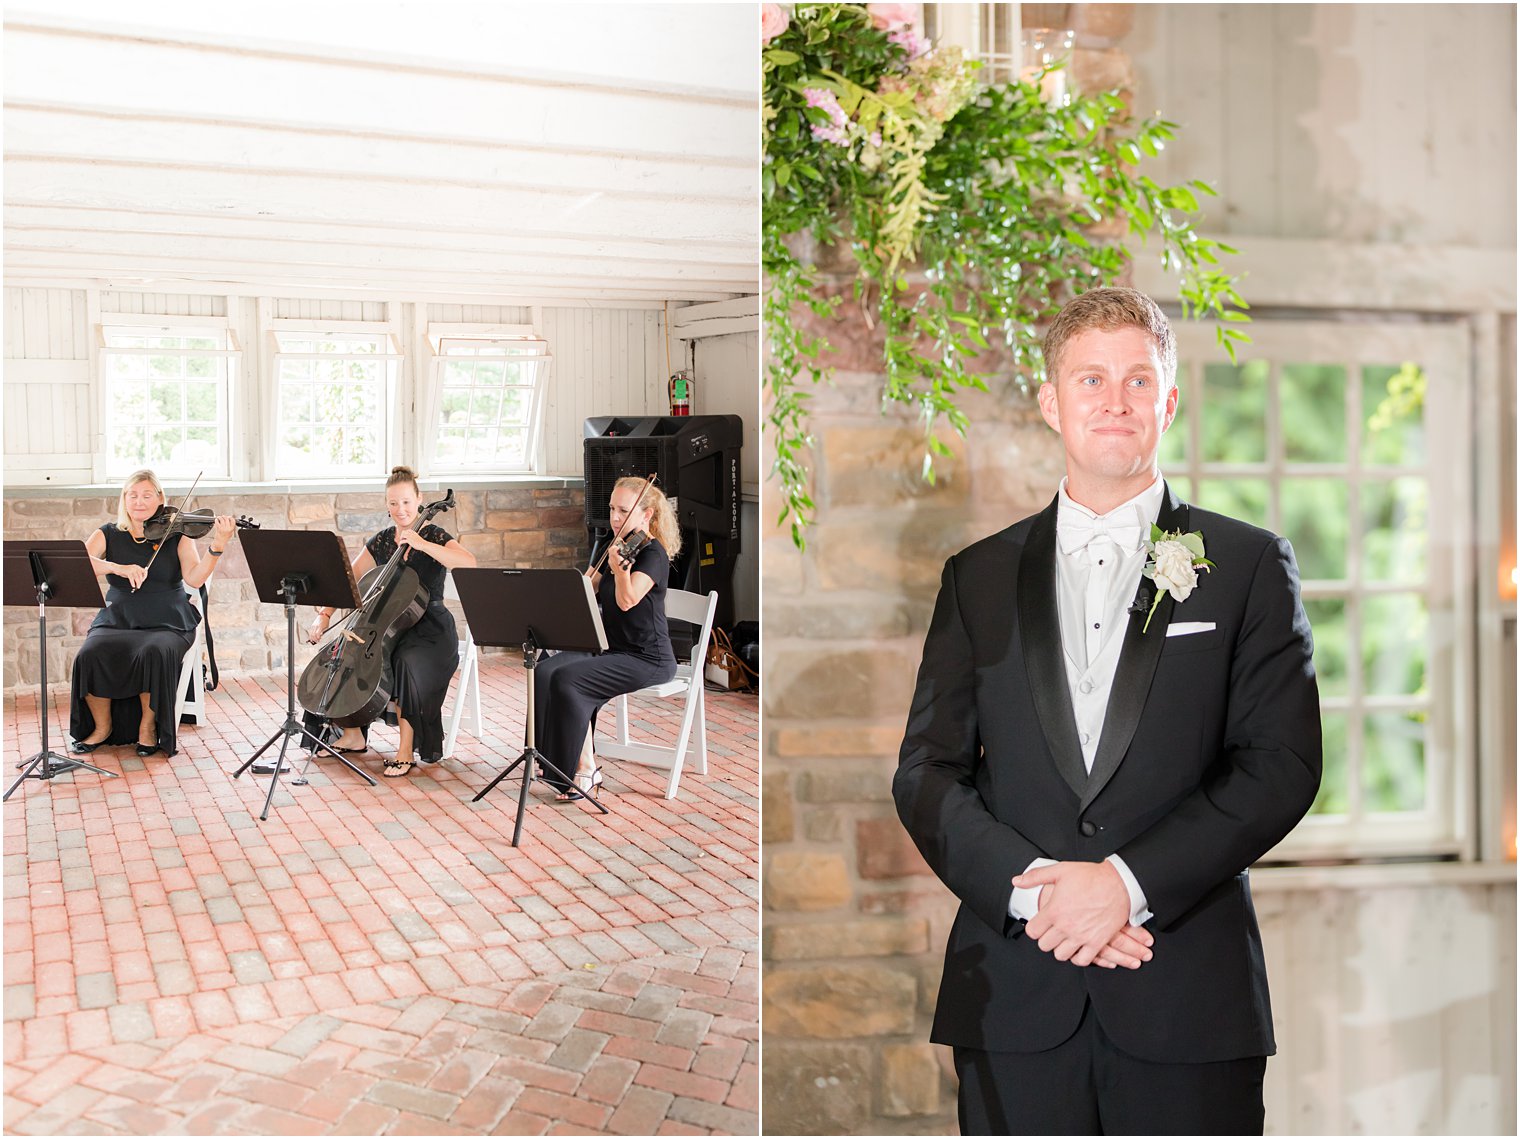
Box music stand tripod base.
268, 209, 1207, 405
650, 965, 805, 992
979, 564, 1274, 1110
232, 536, 375, 821
3, 541, 120, 801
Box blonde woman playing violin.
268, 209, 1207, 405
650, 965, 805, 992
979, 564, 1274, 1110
535, 478, 682, 800
69, 469, 236, 759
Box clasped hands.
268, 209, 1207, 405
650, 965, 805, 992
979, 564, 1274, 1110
1013, 860, 1154, 970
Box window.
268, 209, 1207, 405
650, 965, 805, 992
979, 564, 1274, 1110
1165, 321, 1473, 860
427, 327, 550, 472
101, 323, 237, 479
272, 329, 401, 478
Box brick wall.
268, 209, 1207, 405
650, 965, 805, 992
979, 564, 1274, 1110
761, 7, 1136, 1131
2, 484, 587, 690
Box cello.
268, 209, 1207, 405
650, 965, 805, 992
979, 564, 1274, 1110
296, 490, 456, 727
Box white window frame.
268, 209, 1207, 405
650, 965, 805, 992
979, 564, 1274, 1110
97, 313, 240, 481
1170, 320, 1474, 862
266, 318, 404, 481
423, 322, 550, 475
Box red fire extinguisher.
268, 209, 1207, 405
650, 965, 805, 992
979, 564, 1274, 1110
669, 370, 693, 416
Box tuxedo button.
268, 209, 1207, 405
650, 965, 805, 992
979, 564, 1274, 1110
1079, 680, 1093, 694
1080, 820, 1098, 837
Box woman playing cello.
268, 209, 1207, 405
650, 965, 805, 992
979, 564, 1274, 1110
69, 469, 238, 758
304, 465, 476, 776
535, 477, 681, 800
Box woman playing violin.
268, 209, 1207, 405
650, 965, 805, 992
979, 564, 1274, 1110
535, 477, 681, 800
305, 465, 476, 776
69, 469, 237, 758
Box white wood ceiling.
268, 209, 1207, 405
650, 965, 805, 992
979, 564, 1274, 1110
3, 2, 759, 303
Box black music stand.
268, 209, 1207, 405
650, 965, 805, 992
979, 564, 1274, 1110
452, 568, 610, 846
3, 540, 117, 800
233, 529, 373, 821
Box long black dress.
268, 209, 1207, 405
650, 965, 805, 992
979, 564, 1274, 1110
303, 523, 459, 764
534, 540, 678, 793
69, 523, 198, 757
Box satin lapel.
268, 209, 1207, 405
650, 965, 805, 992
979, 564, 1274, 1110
1018, 497, 1088, 799
1081, 485, 1190, 811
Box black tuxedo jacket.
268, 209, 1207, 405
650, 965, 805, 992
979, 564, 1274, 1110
893, 485, 1322, 1064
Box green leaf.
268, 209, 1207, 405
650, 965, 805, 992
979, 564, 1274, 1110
765, 49, 801, 65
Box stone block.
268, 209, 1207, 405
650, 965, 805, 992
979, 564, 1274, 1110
9, 500, 69, 518
763, 647, 914, 722
765, 852, 850, 912
337, 511, 390, 533
880, 1042, 942, 1117
760, 536, 807, 595
771, 725, 903, 759
1070, 46, 1133, 95
334, 493, 374, 510
538, 506, 584, 529
802, 809, 843, 843
240, 649, 268, 669
798, 765, 893, 804
856, 817, 932, 880
967, 421, 1067, 510
500, 531, 546, 561
762, 772, 793, 843
486, 489, 537, 511
821, 425, 968, 509
764, 598, 913, 641
763, 964, 916, 1038
72, 498, 113, 516
485, 510, 538, 532
449, 492, 480, 531
760, 1042, 873, 1135
288, 499, 335, 525
813, 512, 976, 595
767, 918, 929, 961
459, 532, 504, 563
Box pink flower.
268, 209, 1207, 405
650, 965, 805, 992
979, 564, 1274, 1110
888, 26, 930, 58
761, 4, 790, 46
810, 123, 849, 146
802, 86, 849, 129
868, 3, 922, 31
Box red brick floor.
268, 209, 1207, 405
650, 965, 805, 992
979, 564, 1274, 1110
2, 658, 758, 1135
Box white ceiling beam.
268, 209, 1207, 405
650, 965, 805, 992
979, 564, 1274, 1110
3, 253, 756, 301
3, 160, 759, 245
3, 105, 754, 202
4, 228, 755, 285
3, 205, 754, 262
2, 25, 758, 162
6, 3, 756, 100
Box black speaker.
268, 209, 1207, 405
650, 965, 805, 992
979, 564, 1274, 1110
583, 414, 743, 632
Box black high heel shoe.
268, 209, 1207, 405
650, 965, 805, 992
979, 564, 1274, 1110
70, 738, 105, 754
136, 740, 161, 757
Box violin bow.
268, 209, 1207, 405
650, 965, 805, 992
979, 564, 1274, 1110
586, 472, 658, 578
135, 470, 202, 589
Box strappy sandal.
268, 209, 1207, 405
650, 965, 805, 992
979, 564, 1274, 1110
555, 765, 603, 802
382, 756, 414, 778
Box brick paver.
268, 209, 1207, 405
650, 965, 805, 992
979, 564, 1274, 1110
3, 658, 758, 1134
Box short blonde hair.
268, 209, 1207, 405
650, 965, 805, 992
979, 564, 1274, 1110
614, 477, 682, 558
1042, 287, 1177, 388
116, 469, 165, 530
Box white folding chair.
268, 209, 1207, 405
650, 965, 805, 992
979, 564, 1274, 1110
174, 586, 207, 725
442, 572, 482, 758
598, 588, 718, 800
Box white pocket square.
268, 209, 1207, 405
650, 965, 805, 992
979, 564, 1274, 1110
1166, 621, 1216, 637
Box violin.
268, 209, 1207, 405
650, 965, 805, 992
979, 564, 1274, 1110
143, 505, 259, 541
297, 490, 456, 728
587, 473, 659, 579
610, 529, 652, 569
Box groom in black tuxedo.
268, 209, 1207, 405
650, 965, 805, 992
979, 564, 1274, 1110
894, 287, 1322, 1135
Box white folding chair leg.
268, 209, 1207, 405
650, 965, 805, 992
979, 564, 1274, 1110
444, 630, 480, 757
175, 636, 204, 724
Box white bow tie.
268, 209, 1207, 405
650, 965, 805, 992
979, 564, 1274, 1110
1057, 507, 1145, 556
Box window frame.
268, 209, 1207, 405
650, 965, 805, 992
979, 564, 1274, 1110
96, 313, 241, 482
423, 322, 551, 475
266, 318, 404, 481
1168, 319, 1475, 862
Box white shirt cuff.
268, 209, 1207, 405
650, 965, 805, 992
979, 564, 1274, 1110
1106, 853, 1153, 926
1007, 857, 1058, 922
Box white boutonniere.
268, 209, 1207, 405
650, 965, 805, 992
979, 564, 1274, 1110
1140, 525, 1214, 633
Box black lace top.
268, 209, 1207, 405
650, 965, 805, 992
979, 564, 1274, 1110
364, 523, 454, 606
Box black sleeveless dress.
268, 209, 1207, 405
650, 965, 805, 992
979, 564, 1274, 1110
303, 523, 459, 763
69, 523, 198, 757
533, 540, 678, 792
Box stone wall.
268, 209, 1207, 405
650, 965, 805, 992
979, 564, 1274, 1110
759, 282, 1067, 1133
2, 483, 587, 690
760, 7, 1137, 1132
